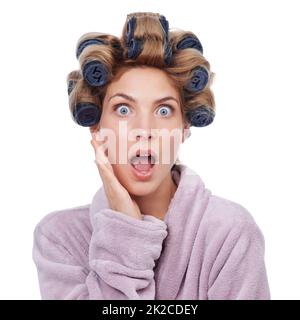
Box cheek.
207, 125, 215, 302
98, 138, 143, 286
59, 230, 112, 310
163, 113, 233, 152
159, 129, 182, 164
111, 164, 128, 184
100, 117, 128, 164
171, 133, 182, 155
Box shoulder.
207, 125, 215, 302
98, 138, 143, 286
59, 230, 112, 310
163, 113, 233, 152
33, 204, 92, 263
34, 204, 91, 234
202, 193, 265, 245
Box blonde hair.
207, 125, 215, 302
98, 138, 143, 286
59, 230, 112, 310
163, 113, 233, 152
67, 11, 216, 129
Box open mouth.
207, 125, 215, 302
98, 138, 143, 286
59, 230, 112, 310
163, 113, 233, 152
129, 149, 157, 174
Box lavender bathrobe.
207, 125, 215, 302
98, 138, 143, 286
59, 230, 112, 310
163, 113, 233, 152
32, 163, 271, 300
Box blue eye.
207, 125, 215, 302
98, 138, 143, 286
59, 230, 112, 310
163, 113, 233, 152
158, 105, 173, 117
114, 104, 130, 116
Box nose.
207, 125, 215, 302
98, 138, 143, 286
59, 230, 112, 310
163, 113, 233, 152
132, 113, 157, 141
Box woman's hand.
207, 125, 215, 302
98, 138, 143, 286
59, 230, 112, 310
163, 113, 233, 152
90, 132, 143, 220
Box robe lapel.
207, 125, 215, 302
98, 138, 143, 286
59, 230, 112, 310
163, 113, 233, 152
154, 164, 211, 300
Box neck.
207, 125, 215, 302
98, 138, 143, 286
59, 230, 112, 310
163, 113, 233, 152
131, 169, 178, 221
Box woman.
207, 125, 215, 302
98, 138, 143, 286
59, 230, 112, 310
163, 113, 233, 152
32, 11, 271, 300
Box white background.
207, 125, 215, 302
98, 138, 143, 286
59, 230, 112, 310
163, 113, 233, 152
0, 0, 299, 299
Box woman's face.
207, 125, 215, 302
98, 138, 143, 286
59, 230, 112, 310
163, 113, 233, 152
91, 66, 189, 196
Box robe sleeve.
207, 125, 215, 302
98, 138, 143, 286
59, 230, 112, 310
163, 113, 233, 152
32, 208, 168, 300
207, 219, 271, 300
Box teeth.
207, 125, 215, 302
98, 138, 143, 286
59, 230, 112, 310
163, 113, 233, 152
131, 155, 155, 165
129, 150, 157, 165
137, 151, 149, 157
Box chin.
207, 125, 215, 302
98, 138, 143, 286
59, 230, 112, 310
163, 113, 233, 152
126, 182, 157, 197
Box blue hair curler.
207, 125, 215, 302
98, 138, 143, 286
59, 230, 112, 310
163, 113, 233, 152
159, 15, 169, 42
159, 15, 173, 65
185, 66, 209, 92
164, 42, 173, 65
126, 16, 137, 46
127, 38, 143, 59
185, 105, 215, 127
126, 14, 172, 64
67, 79, 76, 95
82, 60, 109, 87
72, 102, 101, 127
126, 16, 143, 59
76, 38, 106, 59
176, 35, 203, 54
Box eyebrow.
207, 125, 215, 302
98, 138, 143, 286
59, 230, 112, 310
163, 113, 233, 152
108, 93, 179, 105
